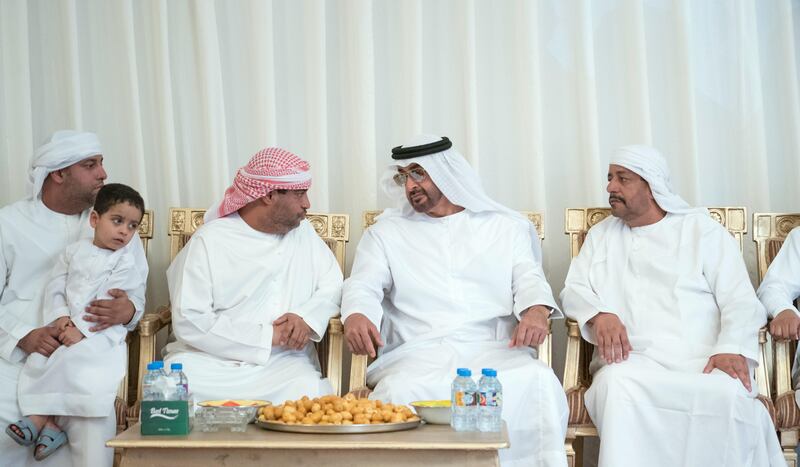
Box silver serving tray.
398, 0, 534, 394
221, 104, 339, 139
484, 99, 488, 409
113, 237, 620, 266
255, 419, 421, 434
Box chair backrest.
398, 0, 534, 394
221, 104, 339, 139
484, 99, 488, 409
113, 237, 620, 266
167, 208, 350, 272
752, 212, 800, 283
565, 206, 747, 258
754, 213, 800, 404
363, 209, 545, 240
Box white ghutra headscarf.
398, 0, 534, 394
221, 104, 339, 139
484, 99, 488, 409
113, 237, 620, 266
29, 130, 103, 199
379, 134, 545, 262
610, 145, 707, 216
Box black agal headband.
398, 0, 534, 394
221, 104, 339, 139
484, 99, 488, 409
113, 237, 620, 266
391, 136, 452, 160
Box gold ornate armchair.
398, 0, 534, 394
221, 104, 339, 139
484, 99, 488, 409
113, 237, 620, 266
348, 210, 550, 395
127, 209, 349, 424
113, 210, 154, 433
562, 207, 773, 467
754, 212, 800, 467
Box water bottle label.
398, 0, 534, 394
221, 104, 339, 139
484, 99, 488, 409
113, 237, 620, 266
479, 391, 501, 407
455, 391, 476, 407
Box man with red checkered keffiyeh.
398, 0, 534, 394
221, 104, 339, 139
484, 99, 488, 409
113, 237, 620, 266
163, 147, 343, 404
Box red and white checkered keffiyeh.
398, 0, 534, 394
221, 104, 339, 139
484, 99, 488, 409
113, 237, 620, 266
205, 147, 312, 222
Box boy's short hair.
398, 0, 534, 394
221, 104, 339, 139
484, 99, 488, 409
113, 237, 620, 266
94, 183, 145, 219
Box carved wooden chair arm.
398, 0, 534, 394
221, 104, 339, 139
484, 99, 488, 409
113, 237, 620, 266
774, 333, 799, 430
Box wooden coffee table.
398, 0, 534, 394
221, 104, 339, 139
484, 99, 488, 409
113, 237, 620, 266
109, 422, 509, 466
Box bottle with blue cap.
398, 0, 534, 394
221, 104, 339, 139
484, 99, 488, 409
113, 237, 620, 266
142, 361, 167, 401
451, 368, 477, 431
477, 368, 502, 432
169, 363, 189, 401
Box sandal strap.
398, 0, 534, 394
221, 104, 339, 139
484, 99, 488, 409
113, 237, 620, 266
7, 417, 38, 443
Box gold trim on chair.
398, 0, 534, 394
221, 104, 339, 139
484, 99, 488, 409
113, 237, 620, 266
563, 207, 764, 467
115, 209, 153, 434
753, 212, 800, 467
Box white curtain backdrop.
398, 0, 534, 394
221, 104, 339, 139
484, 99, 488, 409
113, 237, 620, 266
2, 0, 800, 395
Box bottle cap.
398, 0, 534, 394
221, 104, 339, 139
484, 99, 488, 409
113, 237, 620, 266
485, 369, 497, 377
456, 368, 472, 377
481, 368, 492, 376
147, 362, 157, 371
171, 363, 183, 370
152, 361, 164, 369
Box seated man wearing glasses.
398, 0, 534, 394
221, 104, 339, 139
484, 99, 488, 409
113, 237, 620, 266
341, 135, 568, 467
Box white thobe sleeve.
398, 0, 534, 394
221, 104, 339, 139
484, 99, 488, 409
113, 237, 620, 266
512, 227, 562, 319
560, 231, 612, 344
757, 227, 800, 319
341, 229, 393, 328
0, 231, 36, 363
122, 234, 148, 331
703, 226, 765, 362
290, 235, 343, 341
168, 236, 273, 364
41, 251, 71, 325
73, 253, 143, 339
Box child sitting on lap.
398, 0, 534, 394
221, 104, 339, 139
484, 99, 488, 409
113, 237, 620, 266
5, 183, 147, 461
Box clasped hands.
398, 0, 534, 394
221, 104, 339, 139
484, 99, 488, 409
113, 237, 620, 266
590, 311, 752, 391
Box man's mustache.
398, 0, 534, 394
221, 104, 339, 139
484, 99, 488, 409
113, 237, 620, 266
609, 195, 626, 205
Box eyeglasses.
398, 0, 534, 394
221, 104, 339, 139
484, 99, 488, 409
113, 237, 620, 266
393, 168, 427, 186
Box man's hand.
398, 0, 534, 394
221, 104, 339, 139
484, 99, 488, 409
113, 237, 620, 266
589, 312, 632, 364
52, 316, 72, 332
510, 305, 550, 347
769, 309, 800, 340
18, 327, 62, 357
84, 289, 135, 331
344, 313, 383, 358
271, 313, 312, 350
704, 353, 752, 392
59, 326, 85, 347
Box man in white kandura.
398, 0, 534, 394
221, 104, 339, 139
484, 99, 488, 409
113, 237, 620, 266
560, 145, 783, 467
756, 225, 800, 404
342, 135, 569, 467
0, 130, 148, 467
163, 147, 342, 403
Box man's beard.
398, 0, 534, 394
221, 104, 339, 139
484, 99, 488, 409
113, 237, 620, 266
68, 188, 99, 211
408, 188, 435, 212
608, 195, 627, 217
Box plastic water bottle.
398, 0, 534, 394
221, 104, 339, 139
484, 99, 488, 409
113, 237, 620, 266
477, 368, 503, 432
451, 368, 477, 431
151, 360, 170, 400
169, 363, 189, 401
142, 361, 165, 401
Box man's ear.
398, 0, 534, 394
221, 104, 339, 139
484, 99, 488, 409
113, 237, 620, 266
261, 192, 276, 206
48, 169, 67, 185
89, 210, 99, 229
